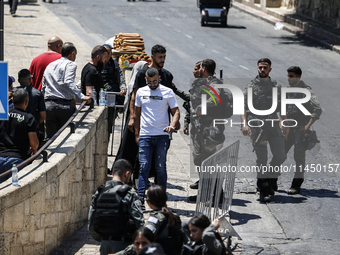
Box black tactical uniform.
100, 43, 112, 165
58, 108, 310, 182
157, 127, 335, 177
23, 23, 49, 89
181, 224, 225, 255
244, 76, 286, 200
88, 180, 144, 255
285, 81, 322, 191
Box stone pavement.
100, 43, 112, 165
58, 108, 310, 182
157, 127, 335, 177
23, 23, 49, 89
4, 1, 340, 255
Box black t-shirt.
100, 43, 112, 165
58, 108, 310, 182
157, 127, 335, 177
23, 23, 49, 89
133, 66, 174, 90
81, 62, 104, 103
101, 58, 120, 92
13, 85, 46, 124
0, 108, 37, 159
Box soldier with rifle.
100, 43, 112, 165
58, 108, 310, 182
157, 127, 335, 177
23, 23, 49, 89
240, 58, 287, 203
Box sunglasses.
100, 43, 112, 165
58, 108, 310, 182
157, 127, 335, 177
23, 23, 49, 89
146, 80, 158, 85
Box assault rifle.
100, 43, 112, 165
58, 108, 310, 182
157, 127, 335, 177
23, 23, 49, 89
183, 101, 201, 132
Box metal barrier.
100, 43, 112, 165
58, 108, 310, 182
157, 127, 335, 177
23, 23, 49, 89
107, 92, 125, 156
0, 101, 89, 180
195, 140, 241, 243
195, 140, 239, 219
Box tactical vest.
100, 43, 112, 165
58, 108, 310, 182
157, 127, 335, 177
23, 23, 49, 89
90, 183, 135, 239
286, 83, 312, 121
247, 78, 280, 119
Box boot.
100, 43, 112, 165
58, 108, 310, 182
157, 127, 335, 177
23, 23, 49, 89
269, 178, 278, 192
257, 179, 272, 203
189, 180, 199, 189
287, 178, 303, 195
257, 179, 275, 195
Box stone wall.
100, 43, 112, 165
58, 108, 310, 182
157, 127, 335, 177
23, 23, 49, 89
295, 0, 340, 27
0, 106, 108, 255
238, 0, 340, 27
281, 0, 340, 27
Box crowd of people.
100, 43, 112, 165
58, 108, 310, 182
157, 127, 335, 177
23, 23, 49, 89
87, 42, 321, 254
1, 32, 321, 255
0, 36, 127, 183
89, 159, 233, 255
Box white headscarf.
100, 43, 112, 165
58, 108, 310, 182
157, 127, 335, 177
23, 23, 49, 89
124, 60, 148, 108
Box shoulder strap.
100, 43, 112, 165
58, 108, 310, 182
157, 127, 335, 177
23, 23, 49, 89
117, 184, 132, 198
93, 182, 115, 204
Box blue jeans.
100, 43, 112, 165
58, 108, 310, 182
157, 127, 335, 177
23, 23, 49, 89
138, 135, 170, 199
0, 157, 23, 183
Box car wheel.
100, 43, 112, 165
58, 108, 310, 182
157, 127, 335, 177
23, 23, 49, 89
221, 18, 227, 27
201, 16, 205, 26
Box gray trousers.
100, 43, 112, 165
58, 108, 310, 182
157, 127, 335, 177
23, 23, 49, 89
45, 100, 75, 139
251, 125, 286, 179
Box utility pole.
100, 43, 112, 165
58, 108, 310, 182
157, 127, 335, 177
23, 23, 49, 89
0, 0, 3, 61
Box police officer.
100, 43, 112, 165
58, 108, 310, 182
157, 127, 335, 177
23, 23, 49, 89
182, 214, 228, 255
241, 58, 286, 203
88, 159, 144, 255
187, 59, 226, 201
284, 66, 322, 194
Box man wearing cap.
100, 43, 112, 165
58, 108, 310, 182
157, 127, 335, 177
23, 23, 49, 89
29, 36, 63, 90
284, 66, 322, 194
14, 69, 46, 131
42, 42, 91, 139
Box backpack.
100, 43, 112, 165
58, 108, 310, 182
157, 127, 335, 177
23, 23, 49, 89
157, 213, 186, 255
89, 183, 136, 241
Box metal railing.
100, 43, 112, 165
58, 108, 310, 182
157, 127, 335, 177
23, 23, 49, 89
0, 101, 89, 180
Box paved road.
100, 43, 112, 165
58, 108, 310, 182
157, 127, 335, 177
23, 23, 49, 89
41, 0, 340, 254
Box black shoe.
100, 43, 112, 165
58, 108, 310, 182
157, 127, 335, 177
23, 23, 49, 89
189, 181, 199, 189
287, 187, 300, 195
260, 191, 271, 203
258, 180, 274, 196
188, 195, 197, 202
268, 186, 275, 196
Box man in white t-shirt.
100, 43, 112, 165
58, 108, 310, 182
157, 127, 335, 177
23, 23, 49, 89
134, 67, 180, 204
